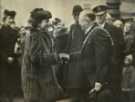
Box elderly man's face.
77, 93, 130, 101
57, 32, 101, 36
79, 15, 90, 30
96, 13, 106, 25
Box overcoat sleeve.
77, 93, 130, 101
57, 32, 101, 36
93, 28, 112, 84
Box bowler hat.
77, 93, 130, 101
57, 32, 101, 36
4, 9, 16, 18
72, 5, 83, 16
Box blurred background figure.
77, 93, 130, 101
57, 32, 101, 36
121, 54, 135, 102
113, 20, 124, 30
123, 19, 135, 73
52, 17, 68, 96
106, 13, 114, 25
52, 17, 68, 53
63, 5, 85, 99
0, 9, 22, 102
124, 19, 135, 55
14, 25, 31, 64
123, 18, 134, 36
66, 5, 84, 55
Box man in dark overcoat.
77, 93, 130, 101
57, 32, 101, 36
61, 5, 84, 92
0, 9, 21, 102
64, 9, 113, 102
66, 5, 84, 53
92, 5, 125, 102
79, 9, 113, 102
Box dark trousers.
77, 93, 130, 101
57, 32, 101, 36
67, 88, 90, 102
67, 88, 113, 102
95, 88, 113, 102
122, 91, 135, 102
0, 60, 22, 99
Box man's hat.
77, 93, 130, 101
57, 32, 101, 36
4, 9, 9, 16
72, 5, 83, 16
92, 5, 108, 16
30, 8, 52, 21
4, 9, 16, 18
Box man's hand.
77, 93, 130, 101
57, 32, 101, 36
94, 82, 102, 92
89, 82, 102, 95
59, 53, 70, 60
7, 57, 14, 64
59, 53, 70, 64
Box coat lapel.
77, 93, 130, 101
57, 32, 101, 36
81, 23, 97, 51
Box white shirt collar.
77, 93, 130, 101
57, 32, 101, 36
99, 22, 106, 28
85, 23, 95, 35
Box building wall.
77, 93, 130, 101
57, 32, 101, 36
1, 0, 135, 26
1, 0, 106, 26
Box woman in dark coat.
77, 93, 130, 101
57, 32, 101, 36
21, 8, 64, 102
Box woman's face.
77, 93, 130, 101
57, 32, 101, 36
40, 19, 49, 29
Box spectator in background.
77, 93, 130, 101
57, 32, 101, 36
52, 18, 68, 92
124, 20, 135, 55
63, 5, 85, 99
127, 21, 135, 66
58, 5, 84, 94
0, 9, 21, 102
113, 20, 124, 30
121, 54, 135, 102
52, 17, 68, 53
106, 13, 114, 25
124, 19, 135, 66
66, 5, 84, 53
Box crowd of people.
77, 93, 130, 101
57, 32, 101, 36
0, 3, 135, 102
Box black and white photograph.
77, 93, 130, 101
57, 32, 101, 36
0, 0, 135, 102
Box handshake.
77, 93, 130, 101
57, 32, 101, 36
7, 56, 14, 64
58, 53, 70, 64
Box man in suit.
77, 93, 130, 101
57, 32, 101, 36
66, 5, 84, 54
92, 4, 125, 102
62, 5, 84, 93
